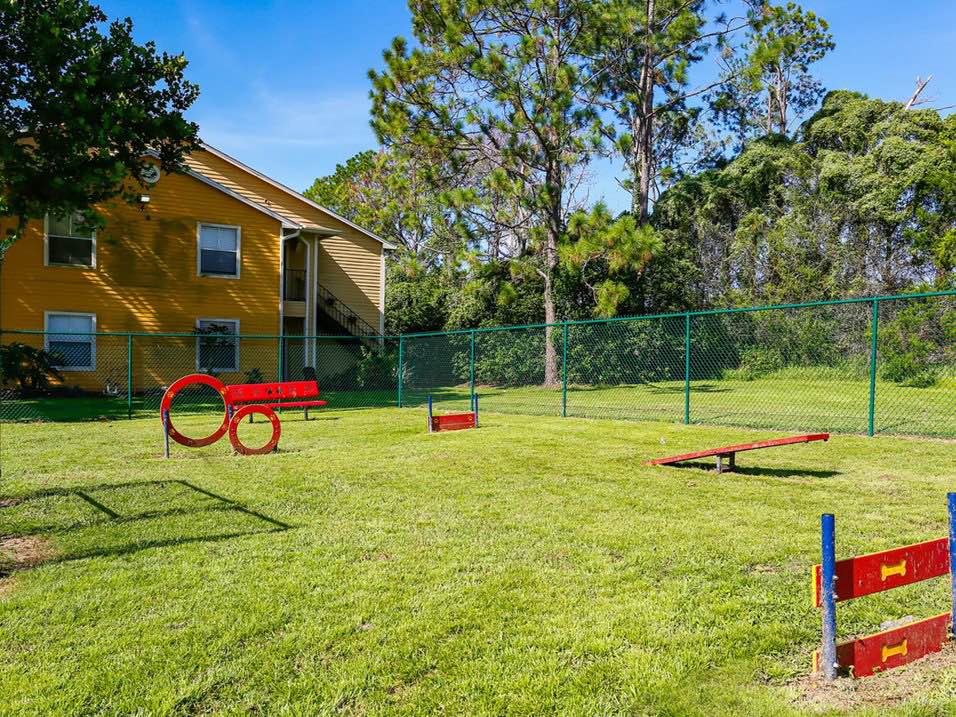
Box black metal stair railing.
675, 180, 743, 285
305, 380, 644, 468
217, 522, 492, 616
316, 283, 380, 338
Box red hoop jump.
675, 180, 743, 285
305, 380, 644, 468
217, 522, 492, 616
160, 374, 230, 447
228, 404, 281, 455
646, 433, 829, 473
160, 374, 327, 457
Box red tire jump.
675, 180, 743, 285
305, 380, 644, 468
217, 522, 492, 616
228, 404, 281, 455
160, 374, 230, 448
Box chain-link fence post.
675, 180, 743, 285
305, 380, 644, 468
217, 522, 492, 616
397, 335, 404, 408
684, 313, 691, 425
126, 333, 133, 419
277, 335, 284, 382
868, 298, 879, 437
561, 322, 569, 418
469, 330, 476, 404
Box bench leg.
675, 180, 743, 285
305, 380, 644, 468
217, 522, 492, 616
729, 452, 736, 471
304, 407, 309, 421
716, 455, 723, 474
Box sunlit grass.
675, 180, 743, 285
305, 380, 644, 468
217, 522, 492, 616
2, 408, 955, 714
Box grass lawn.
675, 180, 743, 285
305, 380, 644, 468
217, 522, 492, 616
2, 408, 956, 715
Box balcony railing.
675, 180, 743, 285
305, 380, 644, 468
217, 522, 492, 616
283, 268, 307, 301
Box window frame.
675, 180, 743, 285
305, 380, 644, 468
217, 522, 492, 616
195, 317, 240, 372
44, 311, 97, 372
44, 213, 97, 269
196, 222, 241, 279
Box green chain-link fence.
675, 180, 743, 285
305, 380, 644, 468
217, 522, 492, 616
0, 331, 397, 423
398, 292, 955, 438
2, 292, 953, 437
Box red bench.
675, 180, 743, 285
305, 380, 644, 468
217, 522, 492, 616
225, 380, 327, 421
647, 433, 829, 474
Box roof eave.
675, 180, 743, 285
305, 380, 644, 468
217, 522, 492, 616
199, 141, 397, 250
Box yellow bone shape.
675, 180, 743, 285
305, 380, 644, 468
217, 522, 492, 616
881, 639, 908, 662
880, 559, 907, 581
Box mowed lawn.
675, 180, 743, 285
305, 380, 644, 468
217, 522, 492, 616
2, 408, 955, 715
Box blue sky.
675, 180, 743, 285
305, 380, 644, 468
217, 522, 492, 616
101, 0, 956, 213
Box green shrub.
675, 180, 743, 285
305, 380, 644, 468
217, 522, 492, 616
881, 353, 938, 388
0, 342, 65, 393
735, 346, 784, 380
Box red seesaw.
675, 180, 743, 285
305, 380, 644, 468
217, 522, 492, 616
646, 433, 829, 473
160, 374, 326, 456
427, 394, 479, 432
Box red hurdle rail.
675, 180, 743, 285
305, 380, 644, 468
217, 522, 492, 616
813, 495, 956, 679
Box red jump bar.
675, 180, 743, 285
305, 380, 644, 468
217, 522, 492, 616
431, 413, 477, 432
812, 612, 950, 678
647, 433, 829, 473
812, 537, 949, 607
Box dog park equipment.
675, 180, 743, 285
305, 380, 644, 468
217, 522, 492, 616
812, 494, 956, 679
160, 374, 326, 456
646, 433, 830, 473
427, 394, 479, 432
226, 379, 327, 422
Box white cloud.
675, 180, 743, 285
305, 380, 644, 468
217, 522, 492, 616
195, 87, 376, 151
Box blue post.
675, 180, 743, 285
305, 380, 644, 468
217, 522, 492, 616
162, 409, 170, 459
821, 513, 838, 680
427, 394, 433, 433
473, 393, 479, 427
948, 493, 956, 640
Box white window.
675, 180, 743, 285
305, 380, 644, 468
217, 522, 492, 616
45, 213, 95, 267
196, 319, 239, 372
198, 223, 240, 277
45, 312, 96, 371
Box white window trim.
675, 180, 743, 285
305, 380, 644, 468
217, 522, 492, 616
197, 222, 241, 279
44, 311, 97, 371
195, 318, 240, 372
43, 214, 97, 269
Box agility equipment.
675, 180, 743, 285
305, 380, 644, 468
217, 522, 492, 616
161, 374, 326, 456
646, 433, 829, 473
226, 379, 327, 422
812, 494, 956, 679
427, 394, 478, 432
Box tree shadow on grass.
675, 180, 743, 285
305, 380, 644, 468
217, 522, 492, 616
0, 479, 291, 565
659, 461, 840, 479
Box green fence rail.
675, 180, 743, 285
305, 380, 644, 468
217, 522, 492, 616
1, 291, 954, 437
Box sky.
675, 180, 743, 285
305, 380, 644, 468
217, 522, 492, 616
101, 0, 956, 214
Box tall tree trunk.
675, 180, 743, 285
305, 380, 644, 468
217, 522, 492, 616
634, 0, 656, 224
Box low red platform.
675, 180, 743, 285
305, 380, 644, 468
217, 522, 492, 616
647, 433, 829, 473
430, 413, 477, 432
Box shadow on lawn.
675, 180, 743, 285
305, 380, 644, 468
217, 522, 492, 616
1, 479, 291, 565
665, 461, 840, 479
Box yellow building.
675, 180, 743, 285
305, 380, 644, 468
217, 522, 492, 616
0, 143, 394, 392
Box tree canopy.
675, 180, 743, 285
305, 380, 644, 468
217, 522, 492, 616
303, 1, 954, 335
0, 0, 200, 249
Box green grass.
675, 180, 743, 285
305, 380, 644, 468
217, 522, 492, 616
2, 409, 956, 715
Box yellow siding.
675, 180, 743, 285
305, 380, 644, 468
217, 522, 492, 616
0, 170, 283, 390
186, 149, 385, 330
317, 233, 383, 333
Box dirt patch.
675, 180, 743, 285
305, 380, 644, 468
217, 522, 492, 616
0, 497, 23, 508
0, 535, 57, 571
0, 576, 16, 599
789, 641, 956, 710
